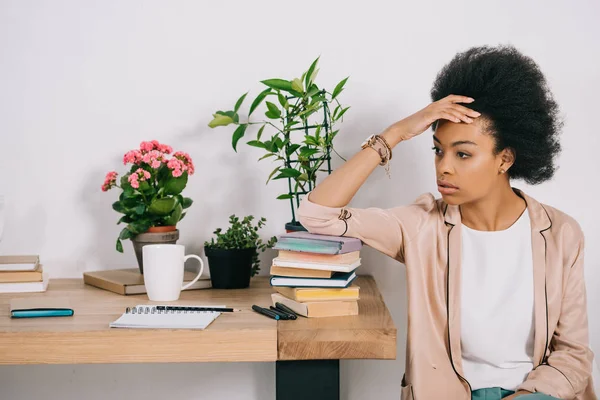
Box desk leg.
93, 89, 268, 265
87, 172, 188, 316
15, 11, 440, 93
276, 359, 339, 400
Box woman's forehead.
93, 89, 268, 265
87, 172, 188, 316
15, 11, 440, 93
433, 119, 493, 147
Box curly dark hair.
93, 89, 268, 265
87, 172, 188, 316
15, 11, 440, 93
430, 44, 563, 185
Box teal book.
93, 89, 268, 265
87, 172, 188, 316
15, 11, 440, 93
274, 232, 362, 254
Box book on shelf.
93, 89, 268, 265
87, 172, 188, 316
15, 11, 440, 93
275, 285, 360, 302
277, 250, 360, 264
0, 264, 43, 283
83, 268, 211, 295
273, 232, 362, 254
271, 293, 358, 318
271, 257, 360, 273
0, 255, 40, 272
270, 264, 334, 279
0, 273, 49, 293
270, 271, 356, 288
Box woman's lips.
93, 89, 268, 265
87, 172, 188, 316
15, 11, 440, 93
437, 180, 459, 195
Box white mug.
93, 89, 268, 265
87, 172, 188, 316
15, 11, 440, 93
142, 244, 204, 301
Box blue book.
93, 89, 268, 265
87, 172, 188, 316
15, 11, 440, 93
270, 271, 357, 288
10, 298, 74, 319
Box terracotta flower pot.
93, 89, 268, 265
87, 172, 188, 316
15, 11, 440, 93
131, 228, 179, 274
147, 225, 177, 233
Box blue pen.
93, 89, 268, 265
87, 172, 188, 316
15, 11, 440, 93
252, 305, 280, 320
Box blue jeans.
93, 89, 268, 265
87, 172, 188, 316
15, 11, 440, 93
471, 387, 560, 399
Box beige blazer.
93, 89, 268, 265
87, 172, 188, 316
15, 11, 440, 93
297, 188, 596, 400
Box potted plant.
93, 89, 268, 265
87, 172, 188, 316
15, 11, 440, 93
204, 215, 277, 289
102, 140, 195, 273
207, 56, 349, 232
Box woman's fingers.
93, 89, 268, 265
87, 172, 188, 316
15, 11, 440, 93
451, 104, 481, 118
446, 94, 475, 104
440, 108, 474, 124
440, 111, 461, 123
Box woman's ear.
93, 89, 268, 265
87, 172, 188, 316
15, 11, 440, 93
499, 148, 516, 172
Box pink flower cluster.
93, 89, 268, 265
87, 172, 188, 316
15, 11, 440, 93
168, 151, 195, 177
104, 140, 195, 192
128, 168, 151, 189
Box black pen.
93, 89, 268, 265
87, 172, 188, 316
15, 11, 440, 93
275, 302, 299, 318
270, 306, 296, 320
268, 306, 294, 320
252, 305, 280, 320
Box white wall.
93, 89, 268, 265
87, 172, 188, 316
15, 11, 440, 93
0, 1, 598, 399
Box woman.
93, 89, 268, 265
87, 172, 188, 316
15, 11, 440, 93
296, 45, 596, 400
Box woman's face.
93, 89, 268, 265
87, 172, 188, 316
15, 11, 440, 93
432, 119, 509, 206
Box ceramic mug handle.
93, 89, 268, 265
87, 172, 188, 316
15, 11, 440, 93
181, 255, 205, 290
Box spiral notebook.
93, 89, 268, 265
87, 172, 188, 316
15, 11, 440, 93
109, 305, 224, 329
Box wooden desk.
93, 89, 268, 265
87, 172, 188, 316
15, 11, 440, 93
0, 275, 396, 400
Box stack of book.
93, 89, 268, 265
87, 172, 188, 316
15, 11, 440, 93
0, 255, 48, 293
270, 231, 362, 318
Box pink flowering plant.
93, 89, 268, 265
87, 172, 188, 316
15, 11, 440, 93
102, 140, 195, 252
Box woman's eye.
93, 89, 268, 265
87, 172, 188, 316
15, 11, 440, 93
457, 152, 470, 159
431, 146, 442, 156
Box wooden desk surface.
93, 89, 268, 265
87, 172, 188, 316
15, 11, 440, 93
0, 275, 396, 365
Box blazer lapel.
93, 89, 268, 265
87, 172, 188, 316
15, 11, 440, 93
515, 189, 552, 366
443, 203, 467, 379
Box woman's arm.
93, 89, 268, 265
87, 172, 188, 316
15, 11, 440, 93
516, 231, 594, 398
308, 95, 479, 207
298, 95, 480, 260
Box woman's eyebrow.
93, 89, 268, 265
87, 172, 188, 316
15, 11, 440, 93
432, 135, 478, 147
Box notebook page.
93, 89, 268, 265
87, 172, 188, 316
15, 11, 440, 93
109, 304, 226, 329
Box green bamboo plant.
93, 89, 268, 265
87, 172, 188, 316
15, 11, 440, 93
207, 56, 349, 202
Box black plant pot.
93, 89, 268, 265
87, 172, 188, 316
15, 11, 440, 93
204, 247, 256, 289
284, 220, 307, 233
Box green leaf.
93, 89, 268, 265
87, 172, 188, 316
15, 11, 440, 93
256, 124, 266, 141
258, 153, 276, 161
265, 102, 281, 118
116, 238, 123, 253
208, 114, 234, 128
249, 88, 271, 116
164, 173, 188, 195
286, 143, 301, 157
335, 106, 350, 121
134, 204, 145, 215
232, 124, 248, 152
148, 197, 177, 215
304, 56, 320, 89
299, 147, 320, 158
117, 215, 133, 224
261, 79, 293, 92
128, 221, 151, 235
266, 166, 281, 184
291, 78, 303, 93
112, 201, 126, 214
273, 168, 302, 180
234, 92, 248, 113
332, 76, 349, 99
306, 84, 320, 97
308, 68, 319, 86
277, 92, 289, 110
119, 227, 134, 240
181, 197, 193, 209
246, 140, 266, 149
165, 203, 183, 226
277, 194, 294, 200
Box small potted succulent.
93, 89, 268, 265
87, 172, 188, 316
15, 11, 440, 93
102, 140, 195, 273
204, 215, 277, 289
